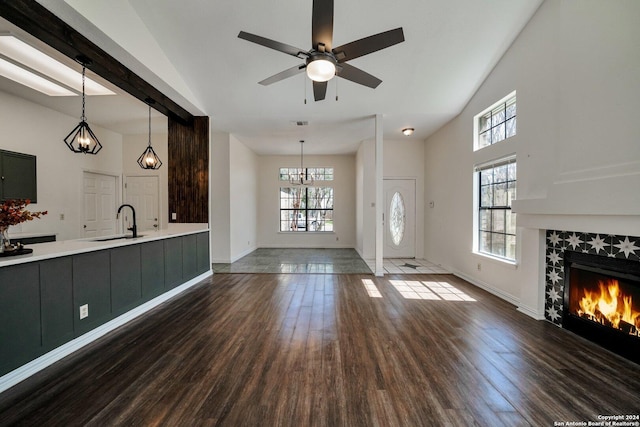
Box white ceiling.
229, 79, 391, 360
2, 1, 543, 154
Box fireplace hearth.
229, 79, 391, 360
563, 250, 640, 364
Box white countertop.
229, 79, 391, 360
0, 224, 209, 268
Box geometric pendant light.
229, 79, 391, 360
137, 99, 162, 170
63, 57, 102, 154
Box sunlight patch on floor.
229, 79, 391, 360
389, 280, 476, 301
362, 279, 383, 298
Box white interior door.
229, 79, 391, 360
125, 176, 159, 232
383, 179, 416, 258
83, 172, 117, 237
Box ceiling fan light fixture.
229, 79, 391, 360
306, 57, 336, 82
402, 127, 415, 136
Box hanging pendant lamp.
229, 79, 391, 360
63, 56, 102, 154
289, 140, 314, 186
137, 99, 162, 170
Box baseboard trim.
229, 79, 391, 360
451, 269, 520, 307
0, 270, 213, 395
230, 246, 257, 263
516, 305, 546, 320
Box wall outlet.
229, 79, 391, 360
59, 213, 65, 220
429, 201, 435, 208
79, 304, 89, 319
477, 263, 481, 271
171, 212, 177, 220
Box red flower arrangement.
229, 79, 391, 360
0, 199, 48, 229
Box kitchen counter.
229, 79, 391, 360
0, 223, 208, 268
0, 224, 211, 393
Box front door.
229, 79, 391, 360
125, 176, 159, 232
83, 172, 117, 237
383, 179, 416, 258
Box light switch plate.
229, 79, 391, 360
79, 304, 88, 319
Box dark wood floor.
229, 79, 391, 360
1, 273, 639, 426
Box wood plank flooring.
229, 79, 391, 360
1, 273, 639, 426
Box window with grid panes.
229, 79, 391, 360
279, 167, 334, 232
476, 93, 516, 150
476, 158, 516, 261
280, 187, 334, 232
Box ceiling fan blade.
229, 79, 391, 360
259, 64, 305, 86
333, 27, 404, 63
312, 0, 334, 50
313, 80, 328, 101
336, 63, 382, 88
238, 31, 305, 58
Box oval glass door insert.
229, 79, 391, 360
390, 191, 405, 246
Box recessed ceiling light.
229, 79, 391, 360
0, 57, 75, 96
0, 34, 115, 96
402, 127, 414, 136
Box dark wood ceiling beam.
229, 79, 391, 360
0, 0, 194, 125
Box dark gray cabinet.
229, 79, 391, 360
141, 240, 165, 300
40, 257, 74, 350
164, 237, 183, 289
0, 264, 41, 374
0, 231, 210, 377
182, 233, 197, 280
0, 149, 37, 202
73, 251, 111, 335
111, 245, 142, 316
197, 232, 210, 274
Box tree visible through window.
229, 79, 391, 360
280, 187, 334, 232
477, 159, 516, 260
475, 93, 516, 150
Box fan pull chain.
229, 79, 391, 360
335, 77, 339, 101
304, 76, 307, 104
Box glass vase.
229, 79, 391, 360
0, 226, 8, 253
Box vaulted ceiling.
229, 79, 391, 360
4, 1, 543, 155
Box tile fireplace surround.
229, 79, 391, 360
544, 230, 640, 325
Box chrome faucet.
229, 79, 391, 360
116, 204, 137, 238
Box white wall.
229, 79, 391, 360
229, 135, 258, 260
356, 140, 376, 259
210, 131, 231, 262
383, 138, 425, 260
0, 90, 123, 241
257, 154, 356, 248
423, 0, 640, 318
121, 131, 169, 230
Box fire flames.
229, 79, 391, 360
576, 279, 640, 337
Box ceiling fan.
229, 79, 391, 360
238, 0, 405, 101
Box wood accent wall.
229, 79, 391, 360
168, 116, 209, 223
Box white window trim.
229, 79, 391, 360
472, 154, 517, 264
473, 90, 516, 151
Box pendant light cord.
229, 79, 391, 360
81, 66, 86, 121
148, 104, 152, 147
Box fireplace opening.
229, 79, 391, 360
563, 251, 640, 364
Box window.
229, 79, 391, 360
476, 158, 516, 261
279, 167, 334, 181
280, 187, 334, 232
475, 92, 516, 150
